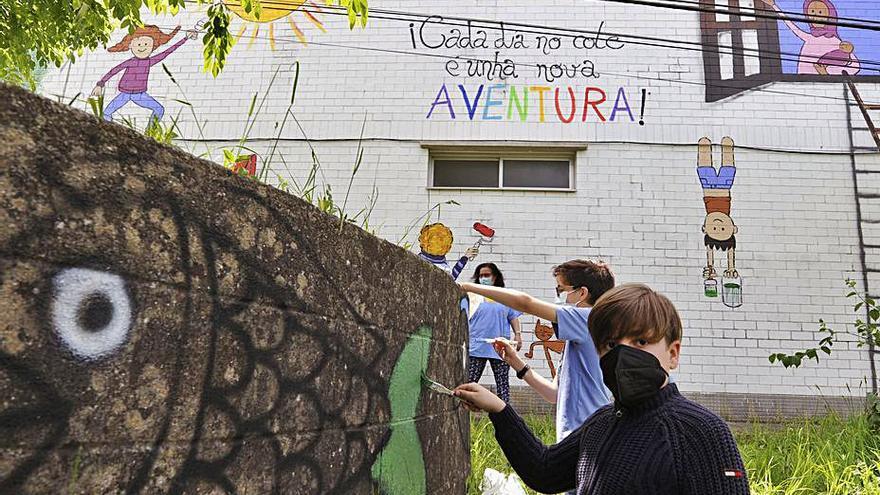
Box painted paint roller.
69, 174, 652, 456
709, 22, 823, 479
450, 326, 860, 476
473, 222, 495, 239
467, 222, 496, 260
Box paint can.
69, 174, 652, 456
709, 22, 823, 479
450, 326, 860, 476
722, 276, 743, 308
704, 278, 718, 298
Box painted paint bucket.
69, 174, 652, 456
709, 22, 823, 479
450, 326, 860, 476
722, 277, 743, 308
704, 278, 718, 298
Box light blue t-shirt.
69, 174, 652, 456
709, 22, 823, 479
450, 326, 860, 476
468, 300, 522, 359
554, 306, 611, 442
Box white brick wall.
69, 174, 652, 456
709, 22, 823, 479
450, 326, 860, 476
37, 0, 880, 397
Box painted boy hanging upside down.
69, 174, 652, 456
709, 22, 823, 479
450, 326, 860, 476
698, 136, 738, 281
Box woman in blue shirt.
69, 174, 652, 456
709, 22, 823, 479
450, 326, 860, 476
468, 263, 523, 403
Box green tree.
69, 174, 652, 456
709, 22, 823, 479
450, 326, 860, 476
0, 0, 368, 88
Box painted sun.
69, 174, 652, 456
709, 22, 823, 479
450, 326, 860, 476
225, 0, 328, 50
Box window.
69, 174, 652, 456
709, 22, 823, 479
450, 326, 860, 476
700, 0, 880, 102
427, 148, 578, 190
700, 0, 781, 102
503, 160, 570, 188
432, 159, 499, 188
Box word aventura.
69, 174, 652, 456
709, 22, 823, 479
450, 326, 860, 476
426, 83, 646, 124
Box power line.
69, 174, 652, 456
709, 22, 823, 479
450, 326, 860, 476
168, 134, 876, 156
169, 4, 880, 104
284, 1, 880, 32
282, 1, 880, 49
598, 0, 880, 32
145, 21, 874, 106
642, 0, 880, 28
251, 1, 880, 74
141, 20, 868, 106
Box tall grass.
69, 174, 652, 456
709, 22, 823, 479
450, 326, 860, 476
469, 413, 880, 495
74, 64, 467, 247
469, 414, 556, 495
81, 64, 385, 234
740, 413, 880, 495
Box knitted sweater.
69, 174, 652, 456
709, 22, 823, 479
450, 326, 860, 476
488, 384, 750, 495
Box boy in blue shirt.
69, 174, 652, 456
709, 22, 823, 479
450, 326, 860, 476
459, 259, 615, 442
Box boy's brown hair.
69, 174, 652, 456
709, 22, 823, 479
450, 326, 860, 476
552, 259, 615, 305
587, 283, 683, 351
108, 25, 180, 52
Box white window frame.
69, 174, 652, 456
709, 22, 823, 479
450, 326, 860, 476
422, 143, 583, 192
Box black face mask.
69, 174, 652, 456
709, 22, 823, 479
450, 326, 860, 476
600, 345, 668, 409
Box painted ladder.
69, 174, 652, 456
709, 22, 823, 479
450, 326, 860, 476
844, 79, 880, 394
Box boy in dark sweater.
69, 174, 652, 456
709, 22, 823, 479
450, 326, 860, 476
454, 283, 750, 495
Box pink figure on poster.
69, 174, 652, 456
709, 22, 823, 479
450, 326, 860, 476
763, 0, 860, 75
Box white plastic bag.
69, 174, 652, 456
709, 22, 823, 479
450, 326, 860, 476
480, 468, 528, 495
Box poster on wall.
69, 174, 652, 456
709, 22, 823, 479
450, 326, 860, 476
700, 0, 880, 102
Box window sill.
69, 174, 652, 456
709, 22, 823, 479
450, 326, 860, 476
426, 186, 576, 193
420, 141, 588, 152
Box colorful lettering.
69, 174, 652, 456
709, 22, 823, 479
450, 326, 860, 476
482, 84, 505, 120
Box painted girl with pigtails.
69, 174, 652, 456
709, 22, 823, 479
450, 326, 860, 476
91, 25, 197, 122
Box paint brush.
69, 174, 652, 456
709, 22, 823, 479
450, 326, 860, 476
421, 374, 455, 397
481, 337, 514, 355
421, 374, 479, 409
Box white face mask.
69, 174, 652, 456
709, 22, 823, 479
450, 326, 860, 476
555, 288, 587, 306
555, 290, 574, 306
479, 276, 493, 285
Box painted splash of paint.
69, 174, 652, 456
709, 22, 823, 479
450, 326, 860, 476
371, 326, 432, 495
52, 267, 132, 360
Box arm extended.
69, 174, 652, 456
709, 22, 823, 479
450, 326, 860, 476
96, 59, 133, 87
768, 1, 811, 41
149, 36, 188, 66
461, 282, 558, 322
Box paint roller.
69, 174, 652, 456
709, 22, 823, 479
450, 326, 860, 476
473, 222, 495, 241
467, 222, 496, 260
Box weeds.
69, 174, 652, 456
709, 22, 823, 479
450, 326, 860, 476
81, 63, 461, 250
469, 413, 880, 495
396, 200, 461, 250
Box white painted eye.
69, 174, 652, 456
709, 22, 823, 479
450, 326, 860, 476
52, 268, 132, 360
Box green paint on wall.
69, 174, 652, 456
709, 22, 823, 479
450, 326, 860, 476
371, 326, 432, 495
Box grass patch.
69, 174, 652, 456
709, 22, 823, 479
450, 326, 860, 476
469, 413, 880, 495
740, 413, 880, 495
469, 414, 556, 495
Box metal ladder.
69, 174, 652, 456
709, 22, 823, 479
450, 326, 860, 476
844, 79, 880, 394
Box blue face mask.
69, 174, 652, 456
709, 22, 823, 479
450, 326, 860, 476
479, 276, 493, 285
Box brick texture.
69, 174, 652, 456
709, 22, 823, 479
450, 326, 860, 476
36, 0, 880, 406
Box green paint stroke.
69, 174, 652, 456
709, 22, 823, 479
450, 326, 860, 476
371, 326, 432, 495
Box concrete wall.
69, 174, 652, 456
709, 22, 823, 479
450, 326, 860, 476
35, 0, 880, 409
0, 84, 469, 494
